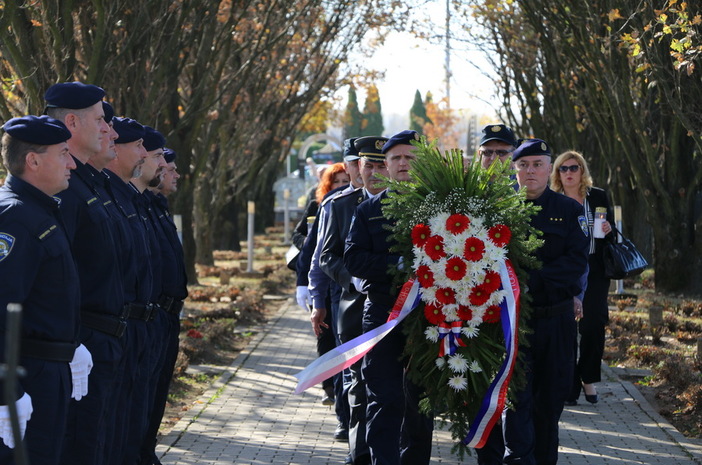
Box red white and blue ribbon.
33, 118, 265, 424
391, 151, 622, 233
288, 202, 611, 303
463, 259, 520, 448
293, 279, 421, 394
438, 321, 466, 357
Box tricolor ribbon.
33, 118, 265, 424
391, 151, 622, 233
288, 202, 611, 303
463, 259, 520, 448
293, 279, 421, 394
438, 321, 466, 357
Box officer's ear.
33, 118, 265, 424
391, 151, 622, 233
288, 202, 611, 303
64, 112, 80, 130
25, 151, 41, 171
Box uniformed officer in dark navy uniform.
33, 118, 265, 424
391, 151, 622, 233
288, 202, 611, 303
344, 130, 434, 465
0, 115, 80, 464
319, 135, 387, 465
479, 139, 589, 465
103, 116, 154, 465
43, 82, 129, 465
139, 147, 188, 465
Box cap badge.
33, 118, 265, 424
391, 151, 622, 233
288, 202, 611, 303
413, 132, 420, 140
541, 142, 547, 151
375, 140, 384, 150
491, 125, 502, 132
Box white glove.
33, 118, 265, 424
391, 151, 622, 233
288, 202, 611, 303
397, 256, 404, 271
69, 344, 93, 401
296, 286, 312, 311
351, 277, 367, 295
0, 392, 33, 449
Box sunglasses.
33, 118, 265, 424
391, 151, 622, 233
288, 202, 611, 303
480, 149, 512, 158
558, 165, 580, 173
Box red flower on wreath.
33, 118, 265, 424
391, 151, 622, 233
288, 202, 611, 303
424, 302, 445, 325
482, 270, 502, 293
463, 237, 485, 262
424, 235, 446, 261
445, 257, 467, 281
416, 265, 435, 288
468, 285, 491, 306
488, 224, 512, 248
446, 213, 470, 235
457, 305, 473, 321
483, 305, 501, 323
435, 287, 456, 305
412, 224, 432, 247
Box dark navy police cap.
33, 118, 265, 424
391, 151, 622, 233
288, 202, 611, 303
381, 130, 419, 154
102, 101, 114, 123
479, 124, 517, 147
3, 115, 72, 145
112, 117, 145, 144
163, 148, 176, 164
142, 126, 166, 152
511, 138, 552, 162
343, 137, 360, 161
44, 82, 105, 110
355, 136, 389, 163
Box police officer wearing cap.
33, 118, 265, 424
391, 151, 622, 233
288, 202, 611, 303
0, 115, 80, 464
477, 124, 518, 170
479, 139, 589, 465
344, 130, 434, 465
44, 82, 129, 465
139, 147, 188, 465
318, 135, 387, 465
102, 116, 154, 465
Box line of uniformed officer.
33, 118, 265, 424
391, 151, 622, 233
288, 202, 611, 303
0, 82, 187, 465
343, 130, 434, 465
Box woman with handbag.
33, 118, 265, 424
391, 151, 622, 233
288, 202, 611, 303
551, 151, 615, 405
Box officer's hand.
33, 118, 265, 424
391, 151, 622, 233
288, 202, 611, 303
0, 392, 33, 448
296, 286, 312, 311
602, 220, 612, 236
310, 307, 329, 337
69, 344, 93, 401
574, 297, 583, 320
351, 277, 367, 295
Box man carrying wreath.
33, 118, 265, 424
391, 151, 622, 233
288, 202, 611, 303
344, 130, 434, 465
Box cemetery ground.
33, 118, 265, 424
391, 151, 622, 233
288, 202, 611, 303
157, 227, 702, 445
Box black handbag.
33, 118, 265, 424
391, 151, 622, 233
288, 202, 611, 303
603, 226, 649, 279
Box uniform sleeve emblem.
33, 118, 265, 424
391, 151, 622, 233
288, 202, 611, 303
0, 232, 15, 262
578, 216, 589, 237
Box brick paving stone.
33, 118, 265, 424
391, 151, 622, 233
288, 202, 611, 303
158, 299, 702, 465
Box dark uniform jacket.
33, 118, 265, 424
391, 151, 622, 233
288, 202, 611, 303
527, 187, 589, 310
0, 175, 80, 392
149, 191, 188, 303
57, 157, 124, 317
344, 191, 402, 308
320, 187, 367, 340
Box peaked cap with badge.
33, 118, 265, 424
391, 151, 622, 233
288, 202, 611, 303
479, 123, 517, 147
343, 137, 360, 162
354, 136, 389, 163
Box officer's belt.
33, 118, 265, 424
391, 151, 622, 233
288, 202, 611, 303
367, 292, 396, 307
21, 339, 76, 362
124, 302, 156, 321
81, 311, 127, 338
158, 295, 184, 316
531, 300, 573, 319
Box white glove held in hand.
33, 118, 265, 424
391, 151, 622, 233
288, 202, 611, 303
69, 343, 93, 401
0, 392, 33, 449
351, 277, 367, 295
296, 286, 312, 311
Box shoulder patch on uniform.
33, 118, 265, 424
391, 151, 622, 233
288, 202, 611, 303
578, 215, 589, 237
0, 232, 15, 262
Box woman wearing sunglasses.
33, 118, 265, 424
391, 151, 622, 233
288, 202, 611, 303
551, 150, 615, 406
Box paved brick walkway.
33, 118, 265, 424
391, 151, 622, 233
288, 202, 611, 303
157, 298, 702, 464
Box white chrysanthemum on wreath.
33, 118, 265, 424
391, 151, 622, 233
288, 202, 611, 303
447, 353, 469, 373
428, 212, 451, 237
462, 325, 480, 339
424, 326, 439, 342
469, 360, 483, 373
448, 376, 468, 391
435, 357, 446, 370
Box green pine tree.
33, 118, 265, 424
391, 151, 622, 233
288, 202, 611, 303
361, 84, 384, 136
409, 89, 430, 133
343, 85, 363, 140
